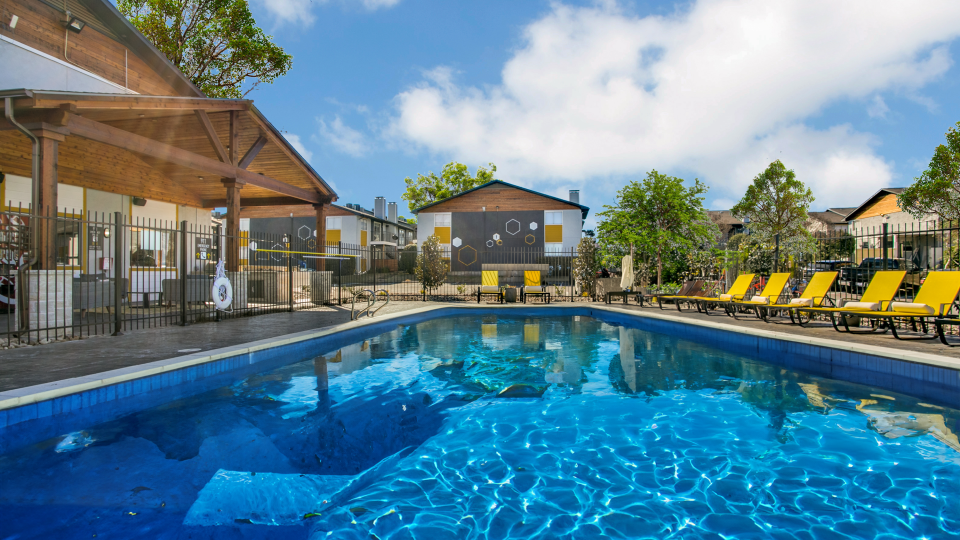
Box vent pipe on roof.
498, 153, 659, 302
374, 197, 386, 220
387, 202, 397, 223
569, 190, 579, 204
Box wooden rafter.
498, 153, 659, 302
65, 113, 323, 204
194, 110, 230, 163
239, 135, 268, 169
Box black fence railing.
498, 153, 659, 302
720, 220, 960, 317
0, 209, 589, 346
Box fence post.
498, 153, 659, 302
215, 225, 222, 323
287, 236, 294, 312
882, 223, 889, 270
338, 241, 342, 306
112, 211, 123, 336
180, 220, 188, 326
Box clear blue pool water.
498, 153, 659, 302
1, 315, 959, 539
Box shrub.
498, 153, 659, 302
415, 235, 447, 293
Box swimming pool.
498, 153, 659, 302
1, 313, 958, 539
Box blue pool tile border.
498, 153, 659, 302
1, 304, 958, 453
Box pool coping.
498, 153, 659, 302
2, 302, 958, 412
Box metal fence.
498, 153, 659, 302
0, 209, 588, 346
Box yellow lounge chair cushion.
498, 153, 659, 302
790, 298, 813, 307
719, 294, 733, 301
890, 302, 935, 315
481, 285, 500, 294
844, 301, 880, 311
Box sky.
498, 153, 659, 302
245, 0, 960, 229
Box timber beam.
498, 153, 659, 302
4, 93, 250, 112
239, 134, 268, 169
201, 196, 315, 208
194, 110, 230, 163
64, 113, 323, 204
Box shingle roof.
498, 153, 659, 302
413, 179, 590, 219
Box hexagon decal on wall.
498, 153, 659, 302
458, 245, 477, 266
525, 234, 536, 245
493, 233, 501, 241
452, 237, 462, 247
487, 240, 495, 248
505, 219, 521, 235
529, 222, 538, 231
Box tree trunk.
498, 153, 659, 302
657, 245, 663, 288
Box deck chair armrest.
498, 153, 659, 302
940, 302, 954, 317
880, 300, 893, 311
731, 294, 746, 301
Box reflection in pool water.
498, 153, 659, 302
0, 315, 958, 539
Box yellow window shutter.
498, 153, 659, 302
326, 229, 341, 244
360, 230, 368, 247
545, 225, 563, 243
435, 226, 451, 244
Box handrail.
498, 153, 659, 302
351, 289, 390, 320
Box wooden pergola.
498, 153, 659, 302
0, 89, 336, 270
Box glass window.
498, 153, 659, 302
130, 228, 176, 268
545, 243, 563, 254
56, 221, 81, 267
361, 220, 368, 231
373, 222, 382, 242
435, 213, 451, 226
326, 216, 342, 230
545, 211, 563, 225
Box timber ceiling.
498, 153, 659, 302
0, 94, 335, 208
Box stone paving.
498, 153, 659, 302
0, 299, 957, 393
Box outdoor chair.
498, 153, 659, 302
521, 271, 551, 303
792, 270, 906, 332
837, 271, 960, 340
655, 280, 705, 311
720, 273, 791, 320
760, 271, 838, 323
691, 274, 756, 314
477, 270, 504, 303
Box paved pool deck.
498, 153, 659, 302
1, 300, 958, 395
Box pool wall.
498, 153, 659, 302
1, 304, 958, 453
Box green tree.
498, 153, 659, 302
731, 160, 815, 239
119, 0, 293, 98
415, 235, 447, 294
898, 121, 960, 222
402, 162, 496, 213
596, 171, 718, 287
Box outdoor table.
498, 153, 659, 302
605, 291, 638, 305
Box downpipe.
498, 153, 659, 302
4, 97, 40, 334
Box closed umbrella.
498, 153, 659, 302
620, 254, 634, 290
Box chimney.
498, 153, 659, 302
569, 190, 580, 204
387, 202, 397, 223
374, 197, 386, 219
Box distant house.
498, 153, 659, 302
843, 188, 942, 268
707, 211, 744, 244
806, 207, 855, 234
414, 180, 589, 272
241, 197, 415, 273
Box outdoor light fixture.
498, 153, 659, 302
66, 15, 85, 33
282, 234, 290, 243
103, 227, 110, 238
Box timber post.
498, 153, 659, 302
314, 201, 330, 271
35, 130, 62, 270
223, 179, 243, 272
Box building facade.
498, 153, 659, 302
414, 180, 588, 272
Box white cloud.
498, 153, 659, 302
254, 0, 399, 25
315, 116, 369, 157
389, 0, 960, 209
284, 133, 314, 163
867, 95, 890, 118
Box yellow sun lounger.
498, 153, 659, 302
720, 273, 791, 319
838, 271, 960, 340
690, 274, 756, 314
522, 271, 551, 303
477, 270, 503, 303
761, 271, 838, 322
793, 270, 906, 332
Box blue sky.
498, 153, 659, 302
246, 0, 960, 228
